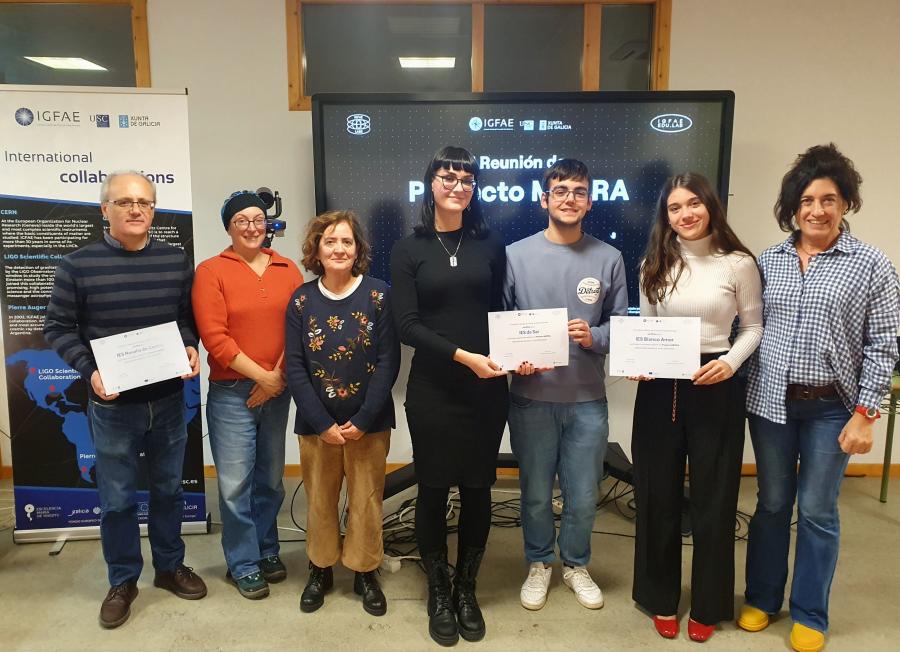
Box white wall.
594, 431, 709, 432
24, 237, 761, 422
2, 0, 898, 470
608, 0, 900, 466
667, 0, 900, 464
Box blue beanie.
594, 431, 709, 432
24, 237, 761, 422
220, 190, 267, 230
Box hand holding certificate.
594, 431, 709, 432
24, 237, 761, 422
90, 321, 192, 394
488, 308, 569, 371
609, 316, 700, 379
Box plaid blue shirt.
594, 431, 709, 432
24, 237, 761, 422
747, 230, 900, 424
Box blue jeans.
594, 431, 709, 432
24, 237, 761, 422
88, 390, 187, 587
745, 397, 851, 632
206, 380, 289, 579
508, 395, 609, 566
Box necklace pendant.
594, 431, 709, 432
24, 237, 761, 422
449, 255, 458, 267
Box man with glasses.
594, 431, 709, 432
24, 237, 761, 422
503, 159, 628, 612
44, 170, 206, 628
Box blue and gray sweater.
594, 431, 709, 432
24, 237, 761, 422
43, 234, 197, 403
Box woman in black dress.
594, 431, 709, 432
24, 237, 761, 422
390, 146, 508, 646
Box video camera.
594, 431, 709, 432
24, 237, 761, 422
256, 186, 286, 248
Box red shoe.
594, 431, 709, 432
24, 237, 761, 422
688, 619, 715, 642
652, 616, 679, 639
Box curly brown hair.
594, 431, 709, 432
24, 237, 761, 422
301, 210, 371, 277
774, 143, 862, 233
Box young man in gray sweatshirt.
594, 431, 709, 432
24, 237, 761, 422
503, 158, 628, 611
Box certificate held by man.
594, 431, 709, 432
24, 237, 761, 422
90, 321, 192, 394
609, 316, 700, 379
488, 308, 570, 371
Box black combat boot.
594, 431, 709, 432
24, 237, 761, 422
422, 549, 459, 646
452, 546, 486, 641
300, 563, 333, 613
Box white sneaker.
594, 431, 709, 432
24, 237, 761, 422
562, 565, 604, 609
520, 562, 553, 610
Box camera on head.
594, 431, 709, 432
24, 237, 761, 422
256, 186, 286, 248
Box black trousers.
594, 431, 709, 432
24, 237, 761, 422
631, 360, 745, 625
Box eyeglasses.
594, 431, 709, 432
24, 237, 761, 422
547, 187, 589, 202
232, 217, 267, 230
435, 174, 476, 192
108, 198, 155, 212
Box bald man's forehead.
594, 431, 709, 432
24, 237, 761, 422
109, 174, 155, 200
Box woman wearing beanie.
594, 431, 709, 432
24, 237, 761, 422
193, 190, 303, 599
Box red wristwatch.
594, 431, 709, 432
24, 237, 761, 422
855, 405, 880, 421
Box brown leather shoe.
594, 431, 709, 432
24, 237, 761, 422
153, 564, 207, 600
99, 581, 138, 629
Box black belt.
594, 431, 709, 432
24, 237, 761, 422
786, 383, 837, 400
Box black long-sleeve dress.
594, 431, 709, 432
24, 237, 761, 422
390, 228, 509, 488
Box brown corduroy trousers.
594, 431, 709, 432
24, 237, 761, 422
299, 430, 390, 572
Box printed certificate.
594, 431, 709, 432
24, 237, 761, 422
609, 316, 701, 379
90, 321, 191, 394
488, 308, 569, 371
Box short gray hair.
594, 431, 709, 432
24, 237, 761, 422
99, 170, 157, 203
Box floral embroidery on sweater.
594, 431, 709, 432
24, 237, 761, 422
297, 284, 387, 402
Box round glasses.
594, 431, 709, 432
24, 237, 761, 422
435, 174, 476, 192
547, 187, 589, 202
232, 217, 266, 230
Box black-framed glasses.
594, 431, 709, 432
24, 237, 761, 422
108, 198, 155, 212
435, 174, 476, 192
547, 186, 589, 202
232, 217, 267, 230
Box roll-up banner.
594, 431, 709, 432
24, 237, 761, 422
0, 86, 207, 543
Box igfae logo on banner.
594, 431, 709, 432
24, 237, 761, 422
15, 107, 35, 126
0, 85, 206, 543
14, 106, 81, 127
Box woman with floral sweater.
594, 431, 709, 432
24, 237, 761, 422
285, 210, 400, 617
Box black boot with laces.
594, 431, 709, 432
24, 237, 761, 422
422, 549, 459, 646
452, 546, 486, 641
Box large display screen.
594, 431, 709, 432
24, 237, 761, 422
312, 91, 734, 311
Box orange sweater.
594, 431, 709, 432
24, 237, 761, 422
193, 247, 303, 380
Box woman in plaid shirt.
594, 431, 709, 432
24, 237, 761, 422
739, 144, 900, 652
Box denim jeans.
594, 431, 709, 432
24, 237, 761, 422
206, 379, 289, 579
745, 396, 851, 632
88, 390, 187, 587
508, 395, 609, 566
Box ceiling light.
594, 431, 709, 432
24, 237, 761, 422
24, 57, 107, 71
399, 57, 455, 69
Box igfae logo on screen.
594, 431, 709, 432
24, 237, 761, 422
650, 114, 693, 134
346, 113, 371, 135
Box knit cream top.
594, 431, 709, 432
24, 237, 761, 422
640, 234, 763, 372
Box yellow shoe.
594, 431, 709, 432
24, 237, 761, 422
737, 604, 770, 632
790, 623, 825, 652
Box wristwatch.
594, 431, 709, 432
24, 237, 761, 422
855, 405, 880, 421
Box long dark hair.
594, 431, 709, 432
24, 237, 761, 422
641, 172, 753, 304
774, 143, 862, 233
414, 145, 488, 239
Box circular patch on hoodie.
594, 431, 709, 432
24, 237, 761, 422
576, 277, 601, 304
